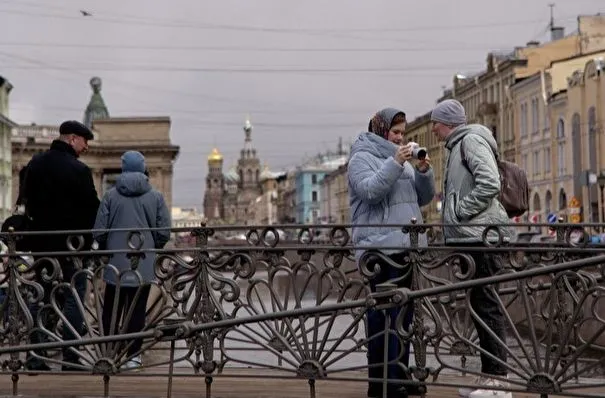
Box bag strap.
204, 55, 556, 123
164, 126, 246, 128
459, 134, 499, 172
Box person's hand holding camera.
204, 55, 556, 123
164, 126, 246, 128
417, 155, 431, 172
395, 144, 413, 165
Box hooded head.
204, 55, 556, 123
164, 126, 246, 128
368, 107, 406, 144
116, 151, 151, 197
121, 151, 146, 173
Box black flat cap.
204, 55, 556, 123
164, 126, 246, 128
59, 120, 94, 140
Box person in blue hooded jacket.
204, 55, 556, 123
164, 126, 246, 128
348, 108, 435, 397
93, 151, 171, 370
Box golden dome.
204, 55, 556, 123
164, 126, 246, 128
208, 148, 223, 162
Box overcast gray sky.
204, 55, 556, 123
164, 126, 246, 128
1, 0, 602, 208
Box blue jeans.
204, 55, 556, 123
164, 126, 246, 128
366, 252, 414, 396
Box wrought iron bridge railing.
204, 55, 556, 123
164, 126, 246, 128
0, 220, 604, 398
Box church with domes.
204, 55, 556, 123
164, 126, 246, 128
203, 117, 276, 225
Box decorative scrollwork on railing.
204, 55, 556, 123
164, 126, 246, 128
0, 221, 604, 397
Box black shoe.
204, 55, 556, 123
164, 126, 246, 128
368, 385, 409, 398
403, 384, 427, 396
368, 384, 381, 397
61, 364, 87, 372
24, 359, 51, 375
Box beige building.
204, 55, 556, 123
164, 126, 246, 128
252, 165, 281, 225
511, 71, 559, 224
11, 77, 180, 209
319, 163, 348, 224
511, 51, 605, 224
404, 112, 442, 223
566, 57, 605, 223
0, 76, 15, 221
276, 171, 296, 224
439, 15, 605, 165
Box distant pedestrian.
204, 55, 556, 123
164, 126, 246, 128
93, 151, 170, 370
23, 120, 100, 371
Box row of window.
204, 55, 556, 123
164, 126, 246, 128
520, 96, 552, 137
521, 143, 567, 177
521, 107, 599, 179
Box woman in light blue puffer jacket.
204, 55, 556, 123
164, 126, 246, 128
348, 108, 435, 397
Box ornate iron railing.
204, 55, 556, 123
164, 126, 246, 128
0, 220, 604, 397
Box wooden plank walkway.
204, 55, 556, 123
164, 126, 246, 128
0, 369, 603, 398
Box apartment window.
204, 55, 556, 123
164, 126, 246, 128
522, 153, 528, 170
312, 191, 318, 202
520, 103, 528, 137
544, 147, 551, 173
531, 97, 539, 134
556, 118, 565, 138
533, 151, 540, 175
311, 174, 317, 184
557, 142, 565, 176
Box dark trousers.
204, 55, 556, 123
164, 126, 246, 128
366, 252, 414, 395
0, 288, 7, 323
462, 247, 508, 376
28, 258, 87, 366
102, 283, 150, 357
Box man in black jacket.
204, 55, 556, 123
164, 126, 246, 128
23, 120, 100, 371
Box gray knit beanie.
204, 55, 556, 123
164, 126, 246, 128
431, 99, 467, 126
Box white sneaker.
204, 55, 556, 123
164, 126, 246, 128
121, 355, 142, 371
468, 377, 512, 398
459, 376, 489, 397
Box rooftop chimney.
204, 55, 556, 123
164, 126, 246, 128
551, 26, 564, 41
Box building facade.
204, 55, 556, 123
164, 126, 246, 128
294, 154, 347, 224
0, 76, 14, 221
319, 164, 348, 224
276, 171, 296, 224
438, 16, 605, 168
11, 77, 180, 209
510, 51, 605, 226
203, 148, 224, 222
511, 72, 555, 224
200, 118, 271, 226
235, 119, 262, 224
403, 112, 442, 222
252, 166, 281, 225
566, 57, 605, 223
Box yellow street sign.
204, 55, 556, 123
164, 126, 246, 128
569, 197, 580, 208
570, 214, 581, 224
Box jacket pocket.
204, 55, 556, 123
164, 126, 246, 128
444, 192, 460, 224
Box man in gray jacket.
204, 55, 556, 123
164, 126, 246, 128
431, 99, 511, 398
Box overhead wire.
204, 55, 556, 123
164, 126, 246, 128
1, 63, 484, 74
0, 4, 574, 34
0, 41, 517, 52
0, 2, 575, 48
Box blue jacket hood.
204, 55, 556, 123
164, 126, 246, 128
115, 172, 152, 197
